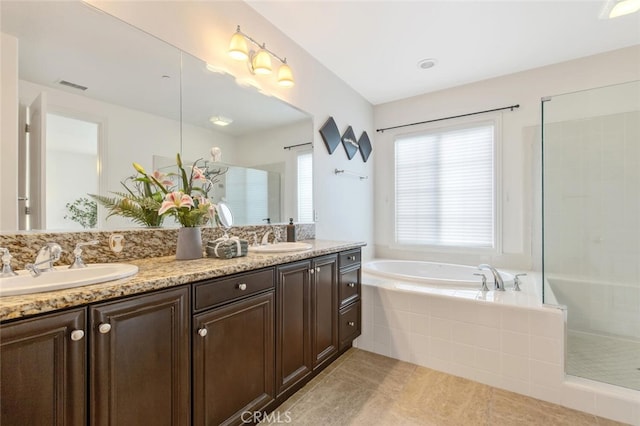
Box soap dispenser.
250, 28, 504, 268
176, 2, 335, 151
286, 218, 296, 242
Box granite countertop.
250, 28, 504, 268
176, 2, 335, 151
0, 240, 365, 321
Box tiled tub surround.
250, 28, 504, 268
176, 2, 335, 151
0, 238, 359, 321
547, 276, 640, 391
357, 268, 640, 425
0, 223, 315, 270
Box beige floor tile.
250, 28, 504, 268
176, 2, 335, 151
267, 349, 624, 426
489, 389, 604, 426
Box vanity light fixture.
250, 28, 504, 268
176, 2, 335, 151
227, 25, 294, 87
210, 116, 233, 127
601, 0, 640, 18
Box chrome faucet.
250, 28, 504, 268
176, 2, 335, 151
0, 248, 18, 277
261, 230, 272, 245
69, 240, 99, 269
25, 243, 62, 277
477, 264, 505, 291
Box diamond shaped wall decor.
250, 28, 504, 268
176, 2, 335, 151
358, 131, 372, 162
341, 126, 358, 160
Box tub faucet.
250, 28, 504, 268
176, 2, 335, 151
477, 264, 505, 291
25, 243, 62, 277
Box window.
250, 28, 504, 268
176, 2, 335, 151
394, 122, 496, 249
297, 151, 313, 222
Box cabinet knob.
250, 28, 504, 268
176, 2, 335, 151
347, 321, 355, 327
316, 267, 320, 273
237, 283, 247, 291
70, 329, 85, 341
98, 323, 111, 334
348, 256, 356, 261
309, 268, 314, 275
198, 328, 208, 337
347, 282, 356, 288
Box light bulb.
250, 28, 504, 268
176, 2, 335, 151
277, 63, 295, 87
609, 0, 640, 17
252, 49, 272, 75
228, 32, 249, 61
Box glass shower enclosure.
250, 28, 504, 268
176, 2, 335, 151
542, 80, 640, 390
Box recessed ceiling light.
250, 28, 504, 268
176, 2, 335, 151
417, 58, 437, 70
210, 115, 233, 126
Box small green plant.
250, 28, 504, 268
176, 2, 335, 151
64, 197, 97, 229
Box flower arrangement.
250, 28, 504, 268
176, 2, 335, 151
90, 174, 166, 227
91, 153, 223, 228
136, 153, 216, 227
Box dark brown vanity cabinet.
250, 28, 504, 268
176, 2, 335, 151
0, 246, 362, 425
192, 269, 275, 426
338, 249, 362, 351
0, 308, 87, 426
311, 255, 339, 370
275, 254, 338, 397
90, 286, 191, 426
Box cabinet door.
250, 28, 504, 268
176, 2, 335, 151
1, 308, 86, 426
90, 287, 190, 426
311, 255, 338, 369
276, 260, 312, 396
193, 291, 274, 426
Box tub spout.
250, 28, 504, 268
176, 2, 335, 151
477, 264, 505, 291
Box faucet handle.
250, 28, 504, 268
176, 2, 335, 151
513, 273, 527, 292
473, 273, 489, 291
0, 248, 18, 277
69, 240, 99, 269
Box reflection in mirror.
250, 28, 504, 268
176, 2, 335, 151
0, 1, 314, 231
180, 52, 314, 226
1, 0, 181, 231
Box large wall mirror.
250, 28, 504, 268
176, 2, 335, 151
0, 1, 313, 231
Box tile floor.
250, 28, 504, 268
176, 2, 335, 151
264, 348, 626, 425
567, 330, 640, 391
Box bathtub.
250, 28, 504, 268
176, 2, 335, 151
364, 259, 515, 288
357, 259, 639, 425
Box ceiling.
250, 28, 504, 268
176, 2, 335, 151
247, 0, 640, 105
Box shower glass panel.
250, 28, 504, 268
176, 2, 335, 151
542, 80, 640, 390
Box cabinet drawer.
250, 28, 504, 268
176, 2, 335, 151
194, 268, 274, 311
339, 301, 361, 351
339, 268, 360, 308
339, 249, 361, 270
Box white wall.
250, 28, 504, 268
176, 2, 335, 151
89, 0, 375, 259
374, 45, 640, 270
0, 33, 19, 231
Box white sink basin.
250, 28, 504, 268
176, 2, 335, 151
249, 242, 313, 253
0, 263, 138, 297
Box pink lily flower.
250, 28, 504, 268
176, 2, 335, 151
152, 170, 174, 188
158, 191, 194, 215
191, 166, 207, 182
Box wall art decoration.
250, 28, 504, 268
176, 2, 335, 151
358, 131, 372, 162
319, 116, 341, 154
341, 126, 358, 160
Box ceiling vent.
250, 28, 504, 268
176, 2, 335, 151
58, 80, 88, 91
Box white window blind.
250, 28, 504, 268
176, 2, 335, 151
297, 152, 313, 222
395, 123, 495, 248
